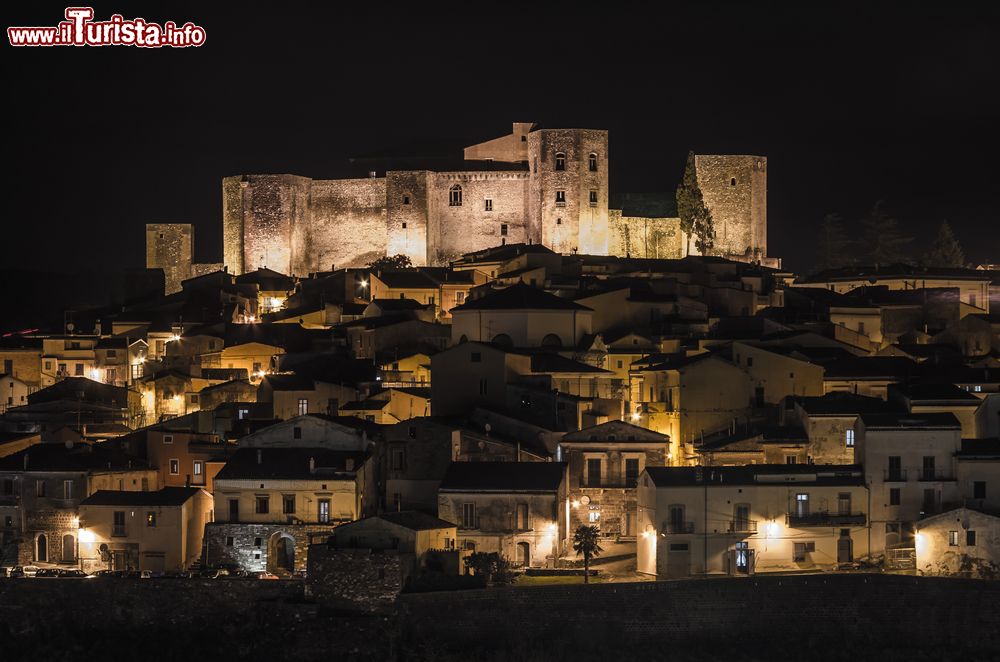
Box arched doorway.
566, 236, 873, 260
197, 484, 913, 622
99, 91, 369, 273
268, 533, 295, 574
516, 541, 530, 567
36, 534, 48, 562
62, 534, 75, 562
541, 334, 563, 349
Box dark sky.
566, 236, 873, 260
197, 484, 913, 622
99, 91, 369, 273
6, 2, 1000, 273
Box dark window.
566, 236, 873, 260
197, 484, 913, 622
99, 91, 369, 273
392, 448, 406, 471
974, 481, 987, 499
485, 198, 493, 212
462, 502, 476, 529
500, 223, 508, 236
112, 511, 126, 537
586, 458, 602, 487
228, 499, 239, 521
403, 195, 410, 205
887, 456, 902, 481
555, 190, 566, 205
746, 356, 753, 367
889, 488, 901, 505
254, 537, 262, 548
556, 218, 562, 225
588, 153, 598, 171
555, 152, 566, 170
967, 530, 977, 546
293, 426, 302, 439
449, 185, 463, 206
470, 352, 481, 363
402, 222, 407, 229
255, 496, 269, 514
625, 458, 640, 488
283, 495, 295, 514
922, 456, 935, 481
589, 190, 598, 206
730, 177, 737, 186
226, 536, 234, 546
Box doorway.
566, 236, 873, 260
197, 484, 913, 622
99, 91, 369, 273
268, 533, 295, 573
837, 534, 853, 563
62, 534, 75, 562
36, 534, 47, 562
516, 541, 530, 567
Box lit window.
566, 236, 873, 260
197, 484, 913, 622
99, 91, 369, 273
845, 429, 855, 447
147, 512, 157, 527
255, 496, 269, 514
948, 530, 959, 546
297, 398, 308, 416
555, 152, 566, 171
449, 185, 463, 207
193, 461, 203, 476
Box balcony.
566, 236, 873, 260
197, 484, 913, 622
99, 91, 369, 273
728, 520, 758, 534
112, 525, 127, 537
883, 469, 907, 482
661, 521, 695, 534
917, 470, 956, 482
787, 511, 866, 527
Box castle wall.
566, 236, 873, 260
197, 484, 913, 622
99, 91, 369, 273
608, 211, 685, 259
146, 224, 193, 294
694, 155, 767, 258
528, 129, 609, 256
427, 172, 530, 265
300, 177, 387, 274
386, 171, 431, 266
222, 177, 245, 274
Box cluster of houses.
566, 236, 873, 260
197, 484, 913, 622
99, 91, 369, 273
1, 247, 999, 584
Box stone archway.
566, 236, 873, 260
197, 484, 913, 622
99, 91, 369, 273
267, 532, 295, 574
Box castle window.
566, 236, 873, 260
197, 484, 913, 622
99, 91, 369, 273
555, 190, 566, 206
521, 135, 527, 142
500, 224, 508, 236
555, 152, 566, 171
589, 153, 598, 171
449, 185, 463, 207
556, 218, 562, 225
730, 177, 737, 186
484, 197, 493, 212
403, 195, 410, 205
402, 222, 407, 229
159, 233, 164, 239
589, 190, 598, 206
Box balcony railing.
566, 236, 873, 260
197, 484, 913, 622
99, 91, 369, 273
728, 520, 758, 534
112, 525, 126, 537
917, 470, 956, 482
661, 521, 695, 534
787, 511, 867, 527
883, 469, 907, 482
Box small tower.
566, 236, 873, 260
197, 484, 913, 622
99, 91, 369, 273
693, 155, 768, 258
146, 223, 193, 294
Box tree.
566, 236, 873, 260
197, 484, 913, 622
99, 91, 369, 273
572, 524, 603, 584
675, 151, 715, 256
463, 552, 513, 585
861, 200, 912, 266
367, 254, 412, 271
816, 213, 852, 271
922, 220, 965, 268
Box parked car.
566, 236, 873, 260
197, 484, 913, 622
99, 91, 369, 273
198, 568, 224, 579
35, 568, 65, 578
19, 565, 41, 578
60, 569, 91, 578
255, 571, 279, 580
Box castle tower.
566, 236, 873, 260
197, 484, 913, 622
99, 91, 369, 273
222, 174, 310, 275
146, 223, 193, 294
528, 128, 609, 255
694, 155, 767, 258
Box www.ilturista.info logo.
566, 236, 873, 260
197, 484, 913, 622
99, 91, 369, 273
8, 7, 206, 48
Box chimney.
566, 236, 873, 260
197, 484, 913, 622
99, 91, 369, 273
257, 449, 262, 465
309, 457, 316, 474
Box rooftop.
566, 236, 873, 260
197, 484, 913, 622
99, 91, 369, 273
81, 486, 204, 507
214, 447, 368, 481
438, 461, 566, 493
644, 464, 866, 487
859, 412, 961, 430
452, 283, 591, 312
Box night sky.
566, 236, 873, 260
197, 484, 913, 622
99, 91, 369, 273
6, 2, 1000, 274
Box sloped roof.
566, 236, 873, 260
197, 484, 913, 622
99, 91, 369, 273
376, 511, 456, 531
452, 283, 591, 312
793, 392, 900, 416
561, 419, 668, 442
644, 464, 865, 487
81, 487, 203, 507
438, 461, 566, 493
214, 447, 367, 480
859, 412, 961, 430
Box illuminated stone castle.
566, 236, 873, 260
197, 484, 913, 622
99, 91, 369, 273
147, 123, 770, 291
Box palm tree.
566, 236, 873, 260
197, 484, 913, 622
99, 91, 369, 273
573, 525, 603, 584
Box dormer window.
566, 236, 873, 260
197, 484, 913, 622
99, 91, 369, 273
555, 152, 566, 171
589, 153, 598, 172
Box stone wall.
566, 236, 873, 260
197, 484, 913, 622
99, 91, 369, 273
204, 522, 340, 572
400, 574, 1000, 656
146, 223, 193, 294
695, 155, 767, 258
306, 545, 404, 612
608, 211, 685, 259
303, 178, 387, 273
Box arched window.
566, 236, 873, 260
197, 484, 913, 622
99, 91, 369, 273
555, 152, 566, 171
449, 185, 463, 207
541, 334, 563, 348
588, 153, 598, 172
730, 177, 737, 186
458, 334, 469, 344
492, 333, 513, 348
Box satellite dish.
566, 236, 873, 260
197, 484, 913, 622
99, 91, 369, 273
66, 323, 75, 332
580, 495, 591, 506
